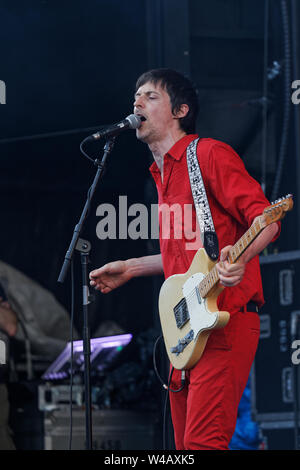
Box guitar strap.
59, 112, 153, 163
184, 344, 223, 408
186, 138, 219, 261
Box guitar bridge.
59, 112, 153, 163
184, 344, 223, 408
170, 330, 194, 356
174, 298, 190, 329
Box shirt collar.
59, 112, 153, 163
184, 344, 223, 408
166, 134, 199, 161
149, 133, 199, 174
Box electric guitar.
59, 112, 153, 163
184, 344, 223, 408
158, 195, 293, 370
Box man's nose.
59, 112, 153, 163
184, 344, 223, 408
134, 95, 144, 108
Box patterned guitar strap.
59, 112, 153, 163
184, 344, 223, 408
186, 138, 219, 261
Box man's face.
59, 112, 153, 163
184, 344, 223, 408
133, 81, 178, 144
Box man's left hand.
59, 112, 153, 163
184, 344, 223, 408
216, 245, 246, 287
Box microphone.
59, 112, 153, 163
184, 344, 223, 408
86, 114, 142, 142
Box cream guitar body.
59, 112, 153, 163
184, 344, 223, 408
159, 248, 229, 370
158, 195, 293, 370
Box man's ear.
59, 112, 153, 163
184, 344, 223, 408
174, 103, 189, 119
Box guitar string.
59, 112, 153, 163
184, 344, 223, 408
176, 266, 219, 307
175, 206, 287, 308
181, 238, 249, 305
177, 229, 256, 306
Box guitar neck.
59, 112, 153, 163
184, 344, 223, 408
199, 216, 265, 298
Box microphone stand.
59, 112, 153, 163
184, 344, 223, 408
57, 137, 116, 450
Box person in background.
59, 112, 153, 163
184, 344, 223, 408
0, 259, 77, 449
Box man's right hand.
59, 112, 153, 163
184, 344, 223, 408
89, 254, 164, 294
89, 260, 133, 294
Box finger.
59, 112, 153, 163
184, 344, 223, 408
219, 275, 241, 287
91, 280, 103, 289
90, 279, 111, 293
101, 286, 111, 294
216, 261, 232, 276
89, 265, 108, 279
92, 283, 102, 291
218, 269, 244, 282
93, 282, 111, 293
217, 259, 244, 274
220, 245, 232, 262
216, 261, 245, 277
222, 262, 244, 274
89, 270, 102, 279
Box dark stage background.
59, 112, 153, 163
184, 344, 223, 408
0, 0, 300, 451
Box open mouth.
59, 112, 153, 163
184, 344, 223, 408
135, 113, 147, 122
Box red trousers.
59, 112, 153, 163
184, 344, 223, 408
169, 310, 260, 450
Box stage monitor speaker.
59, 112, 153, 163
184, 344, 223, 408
251, 251, 300, 427
44, 409, 160, 450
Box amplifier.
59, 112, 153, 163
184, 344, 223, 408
38, 384, 84, 410
251, 250, 300, 423
44, 408, 160, 450
259, 420, 299, 450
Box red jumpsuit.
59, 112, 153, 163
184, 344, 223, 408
149, 135, 280, 450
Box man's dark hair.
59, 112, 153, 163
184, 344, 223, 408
135, 68, 199, 134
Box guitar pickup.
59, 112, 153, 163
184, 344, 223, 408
173, 298, 190, 329
195, 286, 202, 304
170, 330, 194, 356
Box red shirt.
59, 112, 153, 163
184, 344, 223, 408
149, 134, 279, 313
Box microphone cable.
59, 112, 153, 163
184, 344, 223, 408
80, 138, 97, 163
153, 335, 186, 392
153, 335, 186, 450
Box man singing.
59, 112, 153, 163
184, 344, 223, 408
89, 69, 279, 450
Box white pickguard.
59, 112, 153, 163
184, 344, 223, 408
182, 273, 219, 338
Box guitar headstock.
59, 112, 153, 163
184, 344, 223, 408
263, 194, 294, 225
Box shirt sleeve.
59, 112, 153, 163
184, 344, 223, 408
201, 141, 281, 239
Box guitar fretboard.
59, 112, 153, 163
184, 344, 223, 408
198, 216, 264, 298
